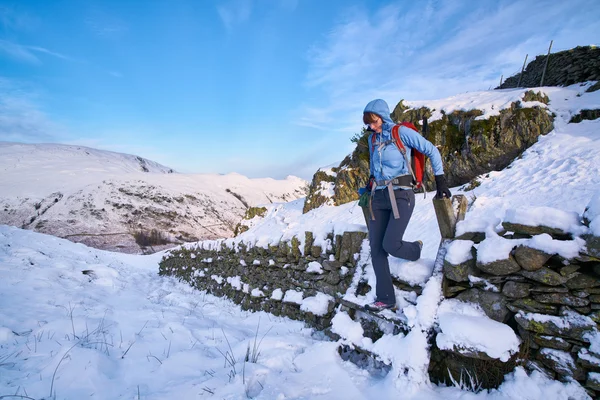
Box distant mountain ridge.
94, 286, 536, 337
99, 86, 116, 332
0, 142, 306, 253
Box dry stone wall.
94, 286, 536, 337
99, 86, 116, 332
440, 213, 600, 396
499, 45, 600, 89
159, 231, 367, 331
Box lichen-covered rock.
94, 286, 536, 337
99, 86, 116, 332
515, 310, 596, 341
586, 372, 600, 391
477, 256, 521, 275
502, 222, 570, 238
583, 234, 600, 258
566, 273, 600, 289
502, 281, 531, 299
559, 264, 581, 277
508, 298, 558, 315
532, 336, 572, 351
456, 289, 509, 322
520, 267, 567, 286
513, 245, 553, 271
444, 257, 477, 282
533, 293, 590, 307
537, 348, 585, 380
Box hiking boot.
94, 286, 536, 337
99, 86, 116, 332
416, 240, 423, 251
364, 301, 397, 312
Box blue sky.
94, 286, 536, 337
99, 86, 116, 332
0, 0, 598, 180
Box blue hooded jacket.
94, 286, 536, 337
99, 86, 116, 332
364, 99, 444, 189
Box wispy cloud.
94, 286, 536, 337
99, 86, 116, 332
300, 0, 600, 131
0, 39, 76, 64
217, 0, 253, 31
0, 78, 67, 143
84, 8, 128, 39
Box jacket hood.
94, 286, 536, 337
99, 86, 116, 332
363, 99, 394, 125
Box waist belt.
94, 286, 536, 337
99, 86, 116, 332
375, 175, 413, 187
369, 174, 413, 221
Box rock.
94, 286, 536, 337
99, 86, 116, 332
530, 286, 568, 293
513, 245, 553, 271
455, 231, 486, 243
583, 234, 600, 258
508, 298, 558, 315
520, 267, 568, 286
456, 289, 510, 322
571, 290, 590, 298
559, 265, 581, 277
566, 273, 600, 289
339, 232, 353, 264
502, 222, 570, 239
533, 293, 590, 307
586, 372, 600, 391
589, 311, 600, 324
444, 257, 478, 282
443, 283, 469, 297
532, 336, 572, 352
536, 348, 585, 380
578, 348, 600, 369
502, 281, 531, 298
477, 256, 521, 275
514, 309, 596, 341
590, 294, 600, 303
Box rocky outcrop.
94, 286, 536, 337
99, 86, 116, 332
390, 99, 554, 189
303, 96, 554, 213
499, 45, 600, 89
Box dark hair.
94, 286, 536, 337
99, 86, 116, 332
363, 112, 380, 125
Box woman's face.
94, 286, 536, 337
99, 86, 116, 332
369, 116, 383, 133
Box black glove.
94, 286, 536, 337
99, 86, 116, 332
434, 175, 451, 199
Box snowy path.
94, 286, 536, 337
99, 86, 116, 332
0, 226, 374, 399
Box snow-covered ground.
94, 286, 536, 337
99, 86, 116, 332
1, 83, 599, 399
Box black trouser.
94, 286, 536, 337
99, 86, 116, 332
368, 188, 419, 305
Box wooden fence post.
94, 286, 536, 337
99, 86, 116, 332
517, 54, 528, 87
540, 40, 553, 87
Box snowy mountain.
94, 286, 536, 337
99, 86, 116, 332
0, 142, 307, 253
1, 82, 600, 399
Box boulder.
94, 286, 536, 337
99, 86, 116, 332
502, 222, 570, 238
519, 267, 567, 286
513, 245, 552, 271
476, 256, 521, 275
566, 273, 600, 289
444, 257, 478, 282
456, 289, 510, 322
502, 281, 531, 299
532, 293, 590, 307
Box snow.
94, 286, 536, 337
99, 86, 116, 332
477, 232, 523, 264
504, 206, 588, 235
436, 299, 520, 362
270, 288, 283, 300
445, 240, 474, 265
306, 261, 324, 274
3, 83, 600, 399
455, 216, 502, 237
584, 190, 600, 236
539, 348, 575, 369
282, 290, 304, 305
300, 293, 334, 316
0, 142, 307, 252
526, 233, 585, 259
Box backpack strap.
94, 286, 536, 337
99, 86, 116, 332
391, 125, 417, 188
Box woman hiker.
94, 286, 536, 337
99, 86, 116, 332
362, 99, 451, 312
